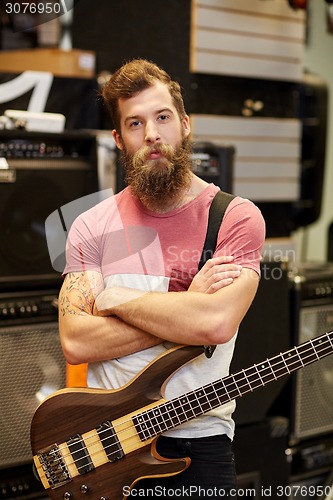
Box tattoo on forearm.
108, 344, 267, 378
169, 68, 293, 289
59, 272, 102, 317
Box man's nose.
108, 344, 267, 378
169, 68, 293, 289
145, 121, 160, 144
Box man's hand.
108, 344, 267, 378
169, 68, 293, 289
188, 256, 242, 294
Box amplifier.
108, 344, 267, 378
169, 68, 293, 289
289, 262, 333, 443
287, 434, 333, 500
191, 142, 234, 193
0, 288, 64, 471
0, 130, 99, 291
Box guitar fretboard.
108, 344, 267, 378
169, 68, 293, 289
132, 331, 333, 441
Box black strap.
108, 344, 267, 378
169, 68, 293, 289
198, 191, 235, 271
198, 190, 235, 359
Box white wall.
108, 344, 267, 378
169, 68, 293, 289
293, 1, 333, 262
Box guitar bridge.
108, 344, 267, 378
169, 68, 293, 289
37, 444, 72, 488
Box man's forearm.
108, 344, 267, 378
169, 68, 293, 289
94, 286, 219, 346
59, 311, 163, 364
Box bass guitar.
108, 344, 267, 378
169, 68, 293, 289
31, 330, 333, 500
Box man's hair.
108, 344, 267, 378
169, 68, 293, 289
101, 59, 186, 133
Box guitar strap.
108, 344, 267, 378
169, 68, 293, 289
199, 190, 235, 270
198, 190, 235, 358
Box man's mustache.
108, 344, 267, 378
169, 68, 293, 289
134, 144, 176, 164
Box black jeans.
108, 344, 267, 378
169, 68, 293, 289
130, 434, 237, 499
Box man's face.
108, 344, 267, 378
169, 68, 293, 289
112, 82, 192, 210
113, 81, 190, 155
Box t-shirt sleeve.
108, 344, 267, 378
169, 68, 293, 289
215, 197, 266, 275
63, 212, 101, 275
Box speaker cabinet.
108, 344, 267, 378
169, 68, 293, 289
0, 321, 66, 468
289, 263, 333, 443
288, 434, 333, 500
0, 130, 98, 291
292, 303, 333, 441
230, 260, 291, 425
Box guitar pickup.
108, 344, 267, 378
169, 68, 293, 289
67, 434, 95, 475
37, 444, 71, 489
96, 421, 124, 462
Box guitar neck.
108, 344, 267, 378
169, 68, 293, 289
133, 330, 333, 441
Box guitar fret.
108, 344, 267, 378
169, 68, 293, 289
281, 353, 291, 374
217, 378, 229, 401
196, 389, 213, 412
254, 364, 265, 385
133, 414, 152, 441
209, 381, 221, 405
187, 392, 202, 416
284, 350, 295, 372
231, 371, 249, 395
298, 342, 318, 365
275, 356, 289, 378
151, 407, 170, 433
328, 333, 333, 348
310, 339, 320, 360
242, 369, 254, 392
267, 359, 278, 380
295, 349, 304, 367
313, 335, 333, 356
231, 374, 242, 397
165, 402, 182, 427
141, 408, 167, 437
244, 366, 263, 390
179, 395, 196, 420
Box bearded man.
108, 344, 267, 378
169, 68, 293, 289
58, 59, 265, 499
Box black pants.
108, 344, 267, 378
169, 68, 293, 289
130, 434, 237, 499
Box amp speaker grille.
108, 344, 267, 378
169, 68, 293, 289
0, 322, 66, 468
294, 305, 333, 440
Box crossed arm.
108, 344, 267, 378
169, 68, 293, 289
58, 256, 259, 365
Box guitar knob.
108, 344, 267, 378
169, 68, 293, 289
80, 485, 89, 494
99, 497, 108, 500
63, 493, 72, 499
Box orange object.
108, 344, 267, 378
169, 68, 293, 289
66, 363, 88, 388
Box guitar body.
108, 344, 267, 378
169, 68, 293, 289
31, 344, 203, 500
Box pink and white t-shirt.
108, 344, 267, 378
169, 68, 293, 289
64, 183, 265, 439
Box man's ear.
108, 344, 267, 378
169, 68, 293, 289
112, 129, 123, 150
183, 115, 191, 138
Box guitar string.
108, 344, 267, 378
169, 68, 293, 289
44, 334, 333, 476
46, 334, 333, 476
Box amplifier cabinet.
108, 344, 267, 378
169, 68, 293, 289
0, 319, 66, 469
0, 130, 98, 292
289, 262, 333, 443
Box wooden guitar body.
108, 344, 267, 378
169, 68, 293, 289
31, 344, 203, 500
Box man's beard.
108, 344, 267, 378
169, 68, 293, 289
120, 137, 193, 211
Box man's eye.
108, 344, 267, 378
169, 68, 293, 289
158, 115, 169, 121
130, 120, 141, 128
